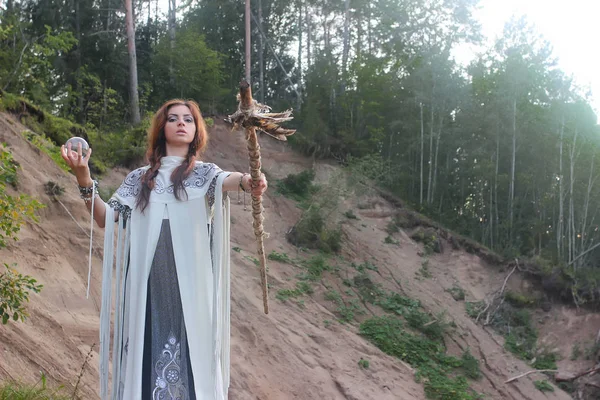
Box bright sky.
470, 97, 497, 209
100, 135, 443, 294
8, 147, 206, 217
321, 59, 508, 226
454, 0, 600, 117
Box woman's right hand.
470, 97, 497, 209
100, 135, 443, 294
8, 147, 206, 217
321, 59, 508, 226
60, 142, 93, 186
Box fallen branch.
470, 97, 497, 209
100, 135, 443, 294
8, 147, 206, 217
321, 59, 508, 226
485, 262, 518, 325
505, 369, 558, 384
556, 365, 600, 382
475, 260, 518, 325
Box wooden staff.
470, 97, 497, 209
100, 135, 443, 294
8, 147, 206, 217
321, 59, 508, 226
227, 80, 295, 314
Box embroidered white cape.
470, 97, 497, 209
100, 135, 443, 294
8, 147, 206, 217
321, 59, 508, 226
99, 156, 231, 399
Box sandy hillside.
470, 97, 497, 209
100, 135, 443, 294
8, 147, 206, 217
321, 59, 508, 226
0, 111, 598, 399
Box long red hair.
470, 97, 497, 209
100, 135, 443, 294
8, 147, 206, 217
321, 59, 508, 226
136, 99, 208, 212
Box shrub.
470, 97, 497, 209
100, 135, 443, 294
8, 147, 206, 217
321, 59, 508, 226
0, 264, 43, 324
276, 169, 317, 202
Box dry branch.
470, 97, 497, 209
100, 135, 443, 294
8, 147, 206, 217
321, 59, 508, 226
505, 369, 558, 384
475, 259, 518, 325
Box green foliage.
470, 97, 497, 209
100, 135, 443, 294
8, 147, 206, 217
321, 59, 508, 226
21, 131, 70, 172
531, 351, 558, 370
89, 121, 149, 168
289, 206, 342, 253
324, 289, 362, 323
0, 145, 44, 247
461, 350, 482, 380
0, 264, 43, 324
204, 117, 214, 128
360, 316, 481, 400
570, 342, 581, 360
276, 281, 313, 302
505, 290, 538, 308
344, 210, 358, 219
465, 301, 485, 319
384, 235, 399, 245
377, 293, 421, 315
276, 170, 318, 202
534, 380, 554, 392
417, 261, 432, 279
154, 30, 227, 113
267, 251, 294, 264
358, 358, 370, 369
301, 254, 331, 281
447, 286, 466, 301
0, 377, 69, 400
43, 181, 64, 197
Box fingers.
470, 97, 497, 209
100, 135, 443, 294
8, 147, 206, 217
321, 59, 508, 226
250, 174, 268, 196
84, 147, 92, 163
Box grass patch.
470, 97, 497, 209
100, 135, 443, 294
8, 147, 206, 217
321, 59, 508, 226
461, 349, 482, 380
360, 316, 481, 400
276, 281, 314, 302
534, 380, 554, 392
358, 358, 370, 369
268, 251, 294, 264
324, 289, 362, 323
417, 260, 432, 279
0, 377, 70, 400
446, 286, 465, 301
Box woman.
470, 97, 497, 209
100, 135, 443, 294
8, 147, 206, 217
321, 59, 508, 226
61, 99, 267, 400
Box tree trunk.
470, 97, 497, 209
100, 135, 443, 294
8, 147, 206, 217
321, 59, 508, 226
568, 129, 578, 264
257, 0, 265, 103
420, 102, 424, 205
432, 111, 443, 203
245, 0, 251, 83
495, 125, 499, 248
306, 5, 311, 69
558, 116, 565, 259
125, 0, 141, 125
509, 97, 516, 243
296, 0, 302, 111
168, 0, 176, 86
75, 0, 83, 123
341, 0, 350, 80
578, 151, 595, 267
427, 104, 434, 204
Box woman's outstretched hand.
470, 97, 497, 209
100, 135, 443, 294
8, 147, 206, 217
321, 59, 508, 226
60, 142, 93, 185
246, 173, 268, 197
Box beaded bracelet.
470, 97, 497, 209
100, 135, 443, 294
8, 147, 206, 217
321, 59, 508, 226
238, 173, 250, 193
78, 180, 99, 202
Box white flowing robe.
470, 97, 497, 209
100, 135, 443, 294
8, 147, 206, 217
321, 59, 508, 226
99, 156, 231, 400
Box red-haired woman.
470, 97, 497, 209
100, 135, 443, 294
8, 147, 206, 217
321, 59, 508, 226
61, 99, 266, 400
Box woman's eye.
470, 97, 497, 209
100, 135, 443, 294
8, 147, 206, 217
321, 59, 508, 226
168, 117, 177, 122
185, 118, 193, 123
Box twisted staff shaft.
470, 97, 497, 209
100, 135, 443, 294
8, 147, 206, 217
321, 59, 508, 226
238, 81, 269, 314
246, 126, 269, 314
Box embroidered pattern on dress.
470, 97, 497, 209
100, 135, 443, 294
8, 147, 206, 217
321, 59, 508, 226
116, 164, 216, 199
116, 168, 145, 198
107, 199, 132, 220
153, 332, 187, 400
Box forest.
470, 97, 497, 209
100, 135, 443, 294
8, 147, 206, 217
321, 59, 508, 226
1, 0, 599, 306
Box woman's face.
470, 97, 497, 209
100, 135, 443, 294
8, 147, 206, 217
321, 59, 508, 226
164, 104, 196, 149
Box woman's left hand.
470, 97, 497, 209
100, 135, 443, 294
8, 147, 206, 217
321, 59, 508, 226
245, 173, 268, 197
